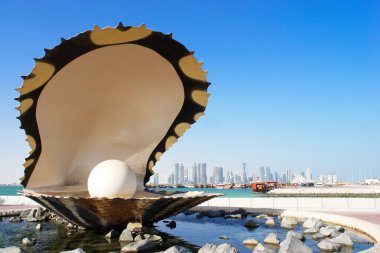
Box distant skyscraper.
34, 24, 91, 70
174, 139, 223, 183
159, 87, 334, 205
184, 167, 188, 184
197, 163, 201, 183
213, 167, 224, 184
242, 163, 247, 184
174, 163, 180, 184
260, 166, 265, 181
201, 163, 207, 184
306, 168, 312, 181
179, 163, 185, 184
192, 163, 198, 184
265, 166, 272, 181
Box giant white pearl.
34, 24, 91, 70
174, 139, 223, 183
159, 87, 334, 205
87, 159, 137, 198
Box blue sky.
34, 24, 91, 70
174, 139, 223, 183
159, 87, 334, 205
0, 0, 379, 184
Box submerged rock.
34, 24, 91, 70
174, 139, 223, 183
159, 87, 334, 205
265, 218, 275, 227
225, 214, 243, 219
35, 223, 41, 230
197, 210, 225, 218
279, 236, 312, 253
264, 233, 280, 245
253, 243, 275, 253
198, 243, 217, 253
244, 219, 260, 228
317, 239, 342, 252
218, 235, 229, 240
243, 238, 259, 246
21, 237, 36, 246
121, 239, 155, 252
303, 218, 323, 229
166, 221, 176, 229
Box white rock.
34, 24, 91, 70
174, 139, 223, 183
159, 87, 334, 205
329, 233, 353, 247
35, 223, 41, 230
279, 236, 313, 253
243, 238, 259, 246
149, 235, 162, 242
253, 243, 275, 253
0, 247, 23, 253
119, 228, 134, 242
303, 228, 318, 234
317, 239, 342, 252
198, 243, 217, 253
265, 218, 275, 227
120, 239, 155, 252
281, 217, 298, 228
21, 237, 36, 246
215, 243, 238, 253
286, 231, 305, 241
312, 233, 327, 240
127, 222, 142, 232
60, 249, 86, 253
303, 218, 323, 229
105, 229, 119, 239
264, 233, 280, 245
163, 246, 191, 253
320, 226, 336, 236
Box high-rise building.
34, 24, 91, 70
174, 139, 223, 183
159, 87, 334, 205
306, 168, 312, 181
179, 163, 185, 184
168, 173, 174, 184
184, 167, 188, 184
201, 163, 207, 184
242, 163, 247, 184
260, 166, 265, 181
192, 163, 198, 184
197, 163, 201, 183
174, 163, 180, 184
265, 166, 273, 181
213, 167, 224, 184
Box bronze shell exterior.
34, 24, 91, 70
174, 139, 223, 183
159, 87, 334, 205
25, 191, 221, 230
16, 23, 210, 187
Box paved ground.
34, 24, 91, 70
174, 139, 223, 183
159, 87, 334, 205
328, 211, 380, 226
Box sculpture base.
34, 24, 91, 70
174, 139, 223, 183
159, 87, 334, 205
23, 189, 221, 230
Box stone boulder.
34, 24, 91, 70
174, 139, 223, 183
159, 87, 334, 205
264, 233, 280, 245
215, 243, 238, 253
243, 238, 259, 246
163, 246, 191, 253
255, 214, 268, 219
225, 214, 243, 219
320, 226, 336, 237
317, 239, 342, 252
231, 208, 248, 216
244, 220, 260, 228
0, 247, 25, 253
253, 243, 275, 253
281, 217, 298, 229
198, 243, 217, 253
60, 249, 86, 253
279, 236, 313, 253
121, 239, 155, 252
105, 229, 120, 239
286, 231, 305, 241
329, 233, 353, 247
119, 229, 134, 242
303, 218, 323, 229
148, 235, 162, 242
312, 233, 327, 240
127, 222, 142, 232
21, 238, 36, 246
218, 235, 229, 240
303, 228, 318, 234
166, 221, 176, 229
265, 218, 275, 227
35, 223, 41, 230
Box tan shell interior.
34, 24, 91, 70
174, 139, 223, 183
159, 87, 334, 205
26, 44, 184, 195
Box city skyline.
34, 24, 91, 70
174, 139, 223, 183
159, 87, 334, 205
1, 1, 379, 184
150, 162, 353, 185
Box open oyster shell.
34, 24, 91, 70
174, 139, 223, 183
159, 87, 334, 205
16, 24, 219, 229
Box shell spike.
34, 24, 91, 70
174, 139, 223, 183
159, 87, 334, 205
43, 48, 50, 53
61, 37, 66, 43
116, 22, 125, 29
140, 23, 147, 28
189, 51, 195, 55
33, 57, 41, 62
167, 33, 173, 39
93, 25, 101, 31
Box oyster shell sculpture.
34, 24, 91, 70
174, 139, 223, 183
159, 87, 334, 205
16, 24, 220, 230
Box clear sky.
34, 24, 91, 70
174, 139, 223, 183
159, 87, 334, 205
0, 0, 379, 184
